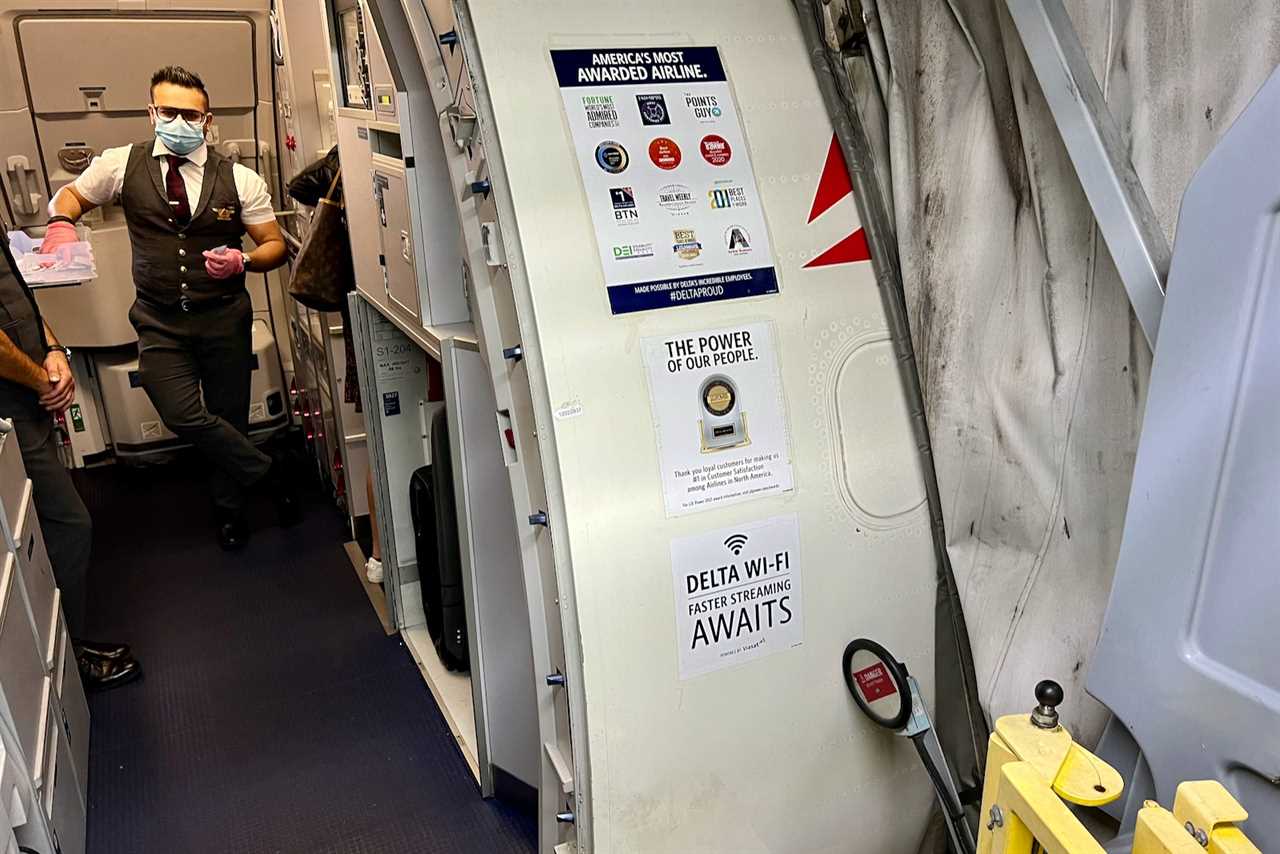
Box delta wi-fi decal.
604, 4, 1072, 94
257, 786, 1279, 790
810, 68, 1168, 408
805, 134, 871, 269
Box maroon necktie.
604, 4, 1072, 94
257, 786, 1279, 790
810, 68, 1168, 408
164, 154, 191, 224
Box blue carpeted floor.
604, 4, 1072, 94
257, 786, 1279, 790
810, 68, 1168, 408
75, 453, 536, 854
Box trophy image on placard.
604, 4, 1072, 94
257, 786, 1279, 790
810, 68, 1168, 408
698, 374, 750, 451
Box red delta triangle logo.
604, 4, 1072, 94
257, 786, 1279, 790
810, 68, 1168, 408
804, 134, 871, 268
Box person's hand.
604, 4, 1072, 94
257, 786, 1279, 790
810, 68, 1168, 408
39, 221, 78, 254
40, 350, 75, 414
37, 221, 80, 269
203, 247, 246, 279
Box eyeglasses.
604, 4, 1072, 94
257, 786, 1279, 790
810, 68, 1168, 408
152, 105, 207, 123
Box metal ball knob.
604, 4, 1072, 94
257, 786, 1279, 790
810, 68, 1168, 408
1031, 679, 1063, 729
1035, 679, 1064, 709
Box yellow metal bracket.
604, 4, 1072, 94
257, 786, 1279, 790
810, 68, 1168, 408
1172, 781, 1261, 854
1134, 801, 1204, 854
992, 714, 1125, 808
978, 709, 1122, 854
1132, 781, 1261, 854
977, 694, 1263, 854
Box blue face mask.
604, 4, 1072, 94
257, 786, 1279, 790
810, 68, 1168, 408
154, 115, 206, 156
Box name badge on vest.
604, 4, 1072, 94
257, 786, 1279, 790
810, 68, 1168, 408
213, 205, 237, 221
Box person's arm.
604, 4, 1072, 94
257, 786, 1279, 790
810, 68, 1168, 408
203, 166, 287, 278
238, 167, 286, 271
39, 320, 74, 414
0, 240, 54, 399
243, 219, 287, 272
40, 148, 122, 253
0, 332, 50, 396
49, 184, 99, 224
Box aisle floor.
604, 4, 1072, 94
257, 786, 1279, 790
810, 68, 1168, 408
75, 454, 536, 854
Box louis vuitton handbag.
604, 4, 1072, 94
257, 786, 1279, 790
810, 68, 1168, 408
288, 169, 354, 312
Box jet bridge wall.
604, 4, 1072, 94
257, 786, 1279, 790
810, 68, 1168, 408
847, 0, 1280, 744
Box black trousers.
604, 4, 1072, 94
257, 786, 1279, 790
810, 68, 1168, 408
129, 292, 272, 513
9, 402, 92, 637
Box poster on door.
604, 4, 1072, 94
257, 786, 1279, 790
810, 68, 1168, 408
671, 513, 803, 680
641, 321, 794, 516
551, 47, 779, 315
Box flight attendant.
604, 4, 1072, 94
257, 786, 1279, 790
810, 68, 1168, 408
41, 66, 296, 550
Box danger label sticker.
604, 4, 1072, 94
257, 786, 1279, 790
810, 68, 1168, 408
853, 663, 897, 702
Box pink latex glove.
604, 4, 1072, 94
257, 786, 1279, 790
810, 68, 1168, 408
38, 221, 79, 257
203, 247, 246, 279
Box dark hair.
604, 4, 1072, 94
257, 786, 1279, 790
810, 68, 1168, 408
150, 66, 210, 111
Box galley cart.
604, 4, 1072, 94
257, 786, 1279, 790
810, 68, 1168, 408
0, 425, 92, 854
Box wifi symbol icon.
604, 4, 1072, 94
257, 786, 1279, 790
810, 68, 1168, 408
723, 533, 749, 555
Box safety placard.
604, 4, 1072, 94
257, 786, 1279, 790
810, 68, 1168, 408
671, 514, 803, 680
853, 664, 897, 702
372, 315, 418, 383
551, 46, 779, 314
642, 321, 794, 515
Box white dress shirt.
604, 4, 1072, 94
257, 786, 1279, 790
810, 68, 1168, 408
69, 139, 275, 226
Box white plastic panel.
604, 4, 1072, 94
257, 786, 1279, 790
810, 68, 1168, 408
331, 329, 366, 438
18, 18, 255, 113
0, 433, 27, 551
344, 440, 370, 518
47, 696, 85, 854
362, 0, 471, 329
336, 119, 387, 310
30, 222, 138, 349
14, 501, 56, 663
278, 0, 335, 172
0, 721, 32, 842
442, 340, 539, 791
57, 618, 89, 810
0, 110, 48, 226
36, 687, 55, 807
329, 325, 370, 520
462, 2, 937, 850
364, 312, 432, 567
374, 164, 422, 320
0, 554, 45, 773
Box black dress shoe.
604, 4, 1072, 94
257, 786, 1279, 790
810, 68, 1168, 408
218, 514, 249, 551
77, 651, 141, 693
73, 639, 132, 661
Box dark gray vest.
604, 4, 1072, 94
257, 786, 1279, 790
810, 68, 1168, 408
120, 143, 248, 305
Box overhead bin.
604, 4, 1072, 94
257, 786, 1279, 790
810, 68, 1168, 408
18, 18, 256, 113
